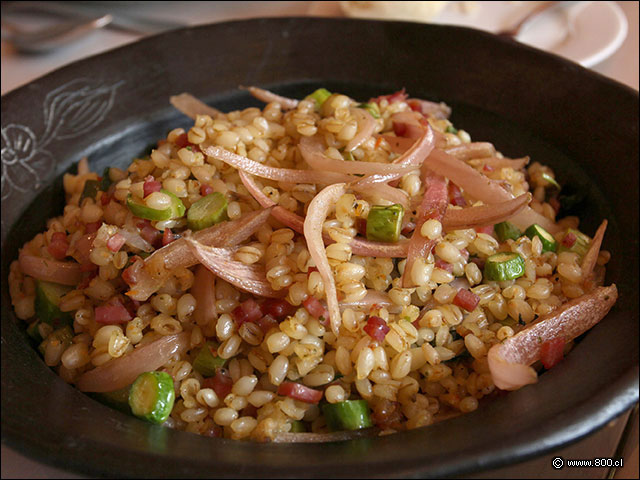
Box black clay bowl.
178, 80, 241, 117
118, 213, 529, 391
1, 17, 638, 478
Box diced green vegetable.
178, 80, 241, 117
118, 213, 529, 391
38, 325, 73, 356
289, 420, 307, 433
192, 341, 226, 377
80, 179, 100, 201
127, 194, 173, 221
35, 280, 73, 328
187, 192, 228, 231
162, 189, 186, 218
357, 102, 381, 119
100, 167, 113, 192
494, 221, 522, 242
366, 204, 404, 243
322, 400, 373, 431
525, 224, 557, 252
128, 371, 175, 424
541, 172, 560, 189
445, 125, 458, 134
306, 88, 332, 108
558, 228, 591, 259
484, 252, 526, 281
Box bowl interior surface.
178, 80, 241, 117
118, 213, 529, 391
1, 17, 638, 478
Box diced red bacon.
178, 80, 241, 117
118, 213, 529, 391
260, 298, 296, 321
449, 183, 467, 207
162, 228, 176, 247
137, 220, 162, 248
356, 218, 367, 237
370, 88, 408, 105
256, 314, 279, 334
453, 288, 480, 312
303, 296, 329, 322
475, 225, 494, 235
200, 184, 214, 196
231, 298, 263, 327
143, 176, 162, 198
106, 233, 126, 252
562, 232, 577, 248
277, 381, 323, 404
47, 232, 70, 260
435, 259, 453, 273
363, 315, 390, 342
202, 368, 233, 398
95, 298, 133, 325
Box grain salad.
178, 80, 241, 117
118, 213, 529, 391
9, 86, 618, 442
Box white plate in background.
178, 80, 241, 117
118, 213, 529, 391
312, 1, 628, 68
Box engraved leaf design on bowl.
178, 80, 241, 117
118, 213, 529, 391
41, 78, 124, 144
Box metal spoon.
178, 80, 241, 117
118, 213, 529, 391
1, 13, 112, 54
495, 1, 580, 39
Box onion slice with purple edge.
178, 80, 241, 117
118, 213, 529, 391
170, 93, 222, 119
487, 284, 618, 391
76, 332, 190, 392
184, 236, 284, 298
239, 171, 409, 258
442, 193, 532, 230
126, 208, 273, 301
423, 148, 559, 233
245, 86, 299, 110
202, 145, 354, 185
299, 126, 433, 177
445, 142, 496, 161
192, 264, 218, 327
581, 219, 608, 283
304, 183, 347, 335
18, 253, 82, 286
401, 171, 449, 287
345, 107, 378, 152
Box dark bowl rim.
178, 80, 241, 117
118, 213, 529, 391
1, 16, 638, 479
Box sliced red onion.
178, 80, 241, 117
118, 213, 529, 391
170, 93, 221, 120
424, 148, 559, 233
127, 209, 272, 301
339, 290, 396, 312
350, 125, 435, 191
246, 86, 299, 109
299, 129, 432, 177
442, 193, 531, 231
376, 134, 416, 154
184, 236, 283, 298
304, 183, 347, 335
581, 219, 608, 283
445, 142, 496, 161
76, 332, 190, 392
345, 107, 378, 152
118, 226, 154, 253
407, 98, 451, 119
401, 171, 448, 287
202, 145, 353, 185
18, 253, 82, 286
476, 156, 530, 171
488, 284, 618, 390
239, 171, 409, 258
191, 264, 218, 327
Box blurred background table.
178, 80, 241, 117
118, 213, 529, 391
1, 1, 638, 478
